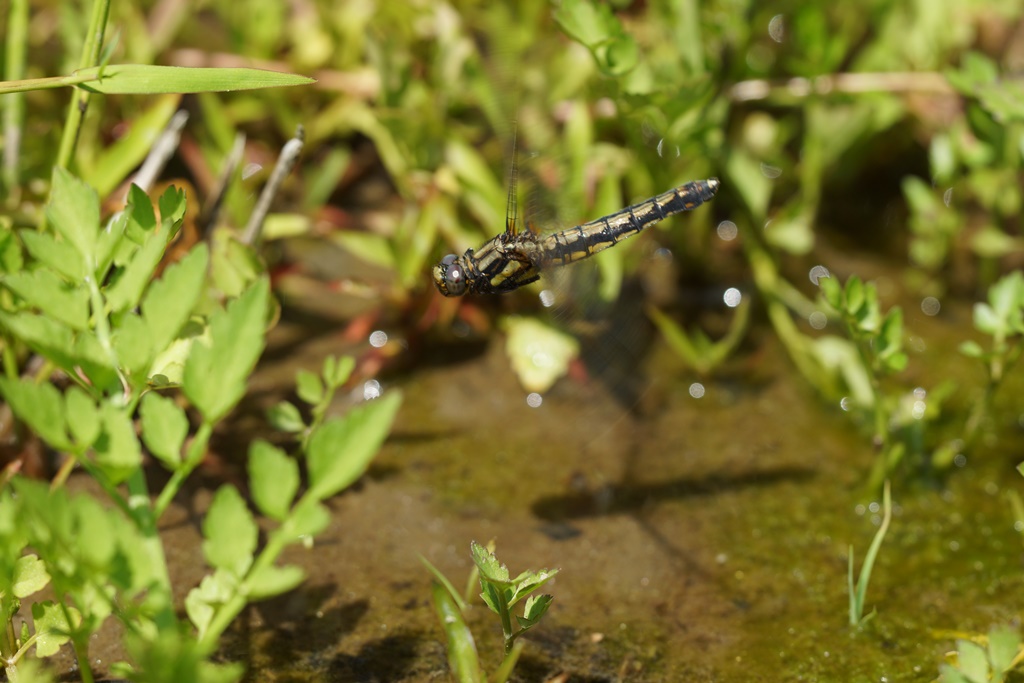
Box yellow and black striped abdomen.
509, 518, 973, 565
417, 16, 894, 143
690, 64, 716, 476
539, 178, 720, 267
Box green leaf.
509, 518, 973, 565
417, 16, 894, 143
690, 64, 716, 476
882, 351, 908, 373
295, 369, 324, 405
248, 440, 299, 521
124, 614, 244, 683
12, 554, 50, 598
284, 500, 331, 540
12, 478, 70, 543
122, 184, 158, 245
185, 570, 237, 636
509, 569, 559, 605
878, 308, 904, 355
818, 274, 841, 309
971, 224, 1021, 258
183, 278, 269, 422
105, 213, 177, 315
32, 600, 78, 657
94, 212, 129, 281
0, 225, 24, 274
305, 391, 402, 501
246, 564, 305, 600
72, 495, 117, 566
64, 386, 100, 448
150, 336, 195, 386
973, 303, 999, 336
553, 0, 617, 48
939, 666, 971, 683
478, 579, 505, 616
471, 541, 511, 585
0, 378, 72, 450
987, 625, 1020, 674
954, 639, 990, 683
2, 269, 90, 330
324, 355, 355, 388
202, 486, 257, 577
988, 271, 1024, 319
139, 391, 189, 468
157, 185, 189, 230
597, 34, 639, 76
95, 403, 143, 483
946, 52, 999, 93
143, 244, 210, 353
764, 211, 815, 255
331, 232, 396, 271
844, 276, 865, 316
210, 234, 263, 299
112, 312, 155, 379
45, 168, 99, 268
0, 311, 69, 366
267, 401, 305, 433
19, 230, 84, 281
516, 593, 553, 629
430, 582, 482, 683
725, 149, 771, 220
74, 64, 316, 94
4, 659, 53, 683
419, 555, 468, 613
959, 340, 986, 358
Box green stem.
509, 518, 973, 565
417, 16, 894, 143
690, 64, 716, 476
301, 381, 340, 452
497, 594, 514, 655
154, 421, 213, 519
851, 329, 887, 449
1, 594, 19, 681
492, 638, 525, 683
2, 0, 28, 200
85, 274, 129, 396
54, 0, 111, 171
962, 337, 1022, 453
124, 465, 175, 615
744, 237, 836, 397
962, 378, 997, 454
51, 582, 95, 683
0, 73, 100, 96
198, 498, 311, 647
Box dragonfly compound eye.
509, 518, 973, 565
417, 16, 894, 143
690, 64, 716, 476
434, 254, 467, 297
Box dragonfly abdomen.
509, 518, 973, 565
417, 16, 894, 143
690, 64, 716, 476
540, 178, 720, 267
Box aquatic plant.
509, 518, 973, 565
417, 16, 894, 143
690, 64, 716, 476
848, 481, 893, 626
956, 271, 1024, 460
818, 274, 911, 488
940, 625, 1024, 683
905, 52, 1024, 294
422, 541, 559, 683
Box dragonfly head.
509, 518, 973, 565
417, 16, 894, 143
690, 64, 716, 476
433, 254, 467, 297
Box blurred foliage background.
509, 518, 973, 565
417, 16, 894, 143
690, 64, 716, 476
5, 0, 1024, 477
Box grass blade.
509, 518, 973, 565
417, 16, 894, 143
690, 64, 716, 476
850, 480, 892, 625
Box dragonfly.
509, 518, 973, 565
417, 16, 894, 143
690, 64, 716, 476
432, 138, 720, 298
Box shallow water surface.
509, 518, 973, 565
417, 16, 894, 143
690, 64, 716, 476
209, 293, 1024, 682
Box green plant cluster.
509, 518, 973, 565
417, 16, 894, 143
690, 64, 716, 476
0, 174, 400, 680
940, 625, 1024, 683
423, 541, 558, 683
905, 52, 1024, 291
1, 0, 407, 677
